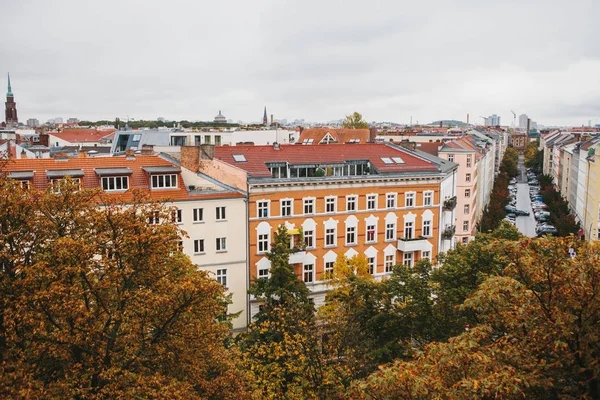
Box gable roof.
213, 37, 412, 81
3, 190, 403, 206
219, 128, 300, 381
298, 128, 370, 144
215, 143, 440, 177
49, 128, 116, 144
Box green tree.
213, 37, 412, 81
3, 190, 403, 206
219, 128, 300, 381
0, 178, 248, 399
113, 117, 120, 129
342, 112, 369, 129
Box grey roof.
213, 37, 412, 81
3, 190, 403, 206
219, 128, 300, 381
142, 166, 181, 174
94, 167, 133, 176
411, 149, 459, 174
8, 170, 34, 179
46, 169, 85, 178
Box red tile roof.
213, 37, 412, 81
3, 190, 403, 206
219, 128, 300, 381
2, 155, 243, 202
215, 143, 440, 177
298, 128, 370, 144
50, 128, 116, 144
416, 142, 441, 156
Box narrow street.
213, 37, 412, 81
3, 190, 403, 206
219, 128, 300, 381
515, 156, 537, 237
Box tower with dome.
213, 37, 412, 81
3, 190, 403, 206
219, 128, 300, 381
214, 110, 227, 124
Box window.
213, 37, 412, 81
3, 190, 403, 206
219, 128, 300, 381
172, 209, 183, 224
177, 241, 184, 252
194, 239, 205, 254
204, 135, 211, 144
20, 180, 30, 190
464, 189, 471, 198
464, 204, 470, 214
423, 191, 433, 206
466, 154, 472, 167
367, 194, 377, 210
421, 250, 431, 261
151, 174, 177, 189
193, 208, 204, 223
216, 237, 227, 252
462, 237, 469, 245
405, 192, 415, 207
304, 230, 314, 249
346, 226, 356, 245
325, 228, 336, 247
366, 224, 376, 243
281, 199, 292, 216
216, 206, 226, 221
324, 261, 334, 279
101, 176, 129, 191
325, 197, 337, 213
368, 257, 375, 274
258, 265, 270, 279
423, 220, 431, 237
51, 178, 81, 193
258, 234, 269, 253
257, 201, 269, 218
215, 135, 222, 146
216, 269, 228, 287
303, 264, 314, 283
465, 173, 471, 183
386, 223, 396, 241
404, 221, 414, 239
303, 198, 315, 214
346, 196, 357, 212
448, 154, 454, 162
386, 193, 396, 208
403, 252, 413, 267
385, 255, 395, 272
463, 221, 469, 232
381, 157, 393, 164
148, 211, 160, 225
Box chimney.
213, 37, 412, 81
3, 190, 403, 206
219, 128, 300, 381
39, 133, 49, 147
78, 150, 87, 158
20, 149, 27, 159
270, 114, 274, 125
181, 146, 200, 172
141, 144, 154, 155
273, 142, 280, 150
369, 128, 377, 143
52, 152, 69, 160
199, 144, 215, 160
440, 121, 443, 128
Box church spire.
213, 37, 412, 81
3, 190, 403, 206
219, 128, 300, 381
7, 72, 13, 97
263, 106, 268, 125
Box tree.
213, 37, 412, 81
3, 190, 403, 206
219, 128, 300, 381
0, 178, 247, 399
241, 225, 335, 399
113, 117, 120, 129
342, 112, 369, 129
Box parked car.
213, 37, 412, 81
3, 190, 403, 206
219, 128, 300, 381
515, 209, 530, 216
537, 226, 558, 236
531, 196, 543, 202
505, 206, 517, 213
536, 223, 554, 233
507, 212, 517, 219
510, 178, 517, 184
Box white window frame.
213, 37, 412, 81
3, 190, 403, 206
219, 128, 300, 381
423, 191, 433, 206
465, 189, 471, 198
464, 204, 470, 214
367, 257, 375, 275
466, 154, 472, 167
216, 268, 228, 287
385, 254, 395, 272
172, 208, 183, 224
465, 173, 471, 183
346, 195, 357, 212
258, 233, 270, 254
404, 221, 414, 239
148, 210, 160, 225
304, 229, 315, 249
366, 224, 376, 243
385, 222, 396, 241
386, 193, 397, 209
151, 174, 177, 189
403, 252, 413, 267
448, 154, 454, 162
257, 200, 270, 218
193, 208, 204, 223
346, 226, 357, 246
405, 192, 415, 207
101, 176, 129, 192
216, 237, 227, 252
325, 196, 337, 213
421, 250, 431, 261
422, 219, 432, 237
193, 239, 205, 254
366, 194, 377, 211
258, 265, 270, 279
324, 261, 334, 279
325, 227, 336, 247
281, 198, 293, 217
463, 221, 469, 232
303, 264, 314, 283
303, 197, 315, 215
216, 206, 226, 221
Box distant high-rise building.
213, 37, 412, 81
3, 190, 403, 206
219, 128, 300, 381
5, 73, 18, 127
26, 118, 39, 127
263, 106, 268, 125
67, 118, 79, 124
484, 114, 501, 126
53, 117, 64, 124
519, 114, 529, 131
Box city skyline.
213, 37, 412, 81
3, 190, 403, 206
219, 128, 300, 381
2, 1, 599, 126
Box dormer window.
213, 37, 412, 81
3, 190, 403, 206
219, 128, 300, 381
8, 171, 34, 189
95, 168, 133, 192
142, 166, 181, 190
46, 169, 84, 192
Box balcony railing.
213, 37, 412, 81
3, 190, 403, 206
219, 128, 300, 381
397, 236, 432, 252
442, 225, 455, 240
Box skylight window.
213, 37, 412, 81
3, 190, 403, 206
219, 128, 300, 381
232, 154, 247, 162
391, 156, 405, 164
348, 139, 360, 143
381, 157, 393, 164
302, 138, 314, 145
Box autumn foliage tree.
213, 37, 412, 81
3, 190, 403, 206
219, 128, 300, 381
342, 112, 369, 129
0, 176, 248, 399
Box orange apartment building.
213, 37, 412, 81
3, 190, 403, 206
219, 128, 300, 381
183, 142, 458, 315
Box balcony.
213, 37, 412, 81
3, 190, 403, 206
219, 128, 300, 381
289, 249, 307, 264
443, 196, 457, 211
442, 225, 455, 240
397, 236, 433, 252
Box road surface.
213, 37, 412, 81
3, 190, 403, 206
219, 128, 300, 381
515, 156, 537, 237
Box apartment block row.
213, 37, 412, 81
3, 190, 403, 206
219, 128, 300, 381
541, 130, 600, 240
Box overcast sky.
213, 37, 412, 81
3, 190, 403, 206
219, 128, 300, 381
2, 0, 599, 126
